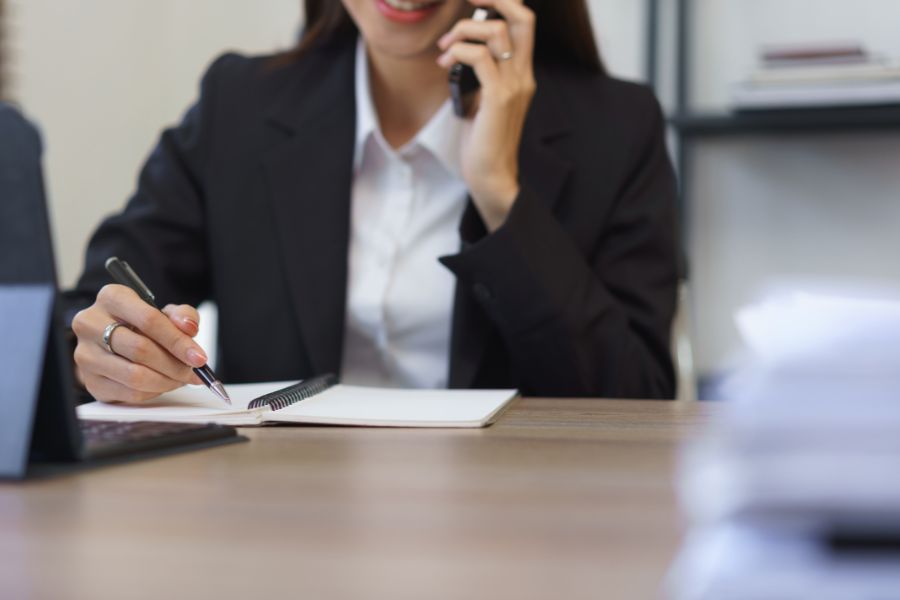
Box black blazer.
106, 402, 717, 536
68, 38, 680, 398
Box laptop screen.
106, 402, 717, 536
0, 103, 82, 474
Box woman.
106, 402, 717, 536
69, 0, 679, 403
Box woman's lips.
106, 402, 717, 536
375, 0, 444, 24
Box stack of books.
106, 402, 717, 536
731, 43, 900, 111
666, 290, 900, 599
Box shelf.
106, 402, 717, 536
670, 106, 900, 137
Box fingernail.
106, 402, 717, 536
183, 317, 199, 332
186, 347, 207, 367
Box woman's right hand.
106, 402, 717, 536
72, 284, 208, 404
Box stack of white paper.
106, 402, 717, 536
667, 290, 900, 600
669, 524, 900, 600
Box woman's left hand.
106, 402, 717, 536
437, 0, 536, 232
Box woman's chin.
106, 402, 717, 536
366, 35, 443, 61
343, 0, 468, 60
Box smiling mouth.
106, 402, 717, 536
383, 0, 444, 11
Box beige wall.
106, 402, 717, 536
9, 0, 302, 287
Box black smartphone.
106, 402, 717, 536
449, 8, 500, 118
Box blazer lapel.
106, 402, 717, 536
261, 42, 357, 376
448, 65, 574, 389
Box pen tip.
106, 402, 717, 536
211, 382, 232, 405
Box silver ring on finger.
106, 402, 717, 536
498, 50, 514, 62
102, 321, 131, 356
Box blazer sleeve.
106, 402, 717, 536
440, 94, 679, 399
62, 54, 236, 322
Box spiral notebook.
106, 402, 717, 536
77, 374, 518, 428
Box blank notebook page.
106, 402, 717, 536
270, 385, 515, 427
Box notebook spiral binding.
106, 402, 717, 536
247, 373, 339, 411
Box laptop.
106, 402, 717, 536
0, 103, 243, 480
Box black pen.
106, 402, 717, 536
104, 257, 232, 405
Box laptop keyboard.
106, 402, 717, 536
80, 419, 239, 460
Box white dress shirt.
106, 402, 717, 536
340, 40, 469, 388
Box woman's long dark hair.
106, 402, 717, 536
286, 0, 604, 73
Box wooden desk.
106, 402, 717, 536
0, 399, 713, 600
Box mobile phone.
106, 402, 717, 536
448, 8, 499, 118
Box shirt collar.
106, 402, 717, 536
353, 38, 464, 179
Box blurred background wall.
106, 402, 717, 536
4, 0, 900, 388
682, 0, 900, 384
5, 0, 302, 287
